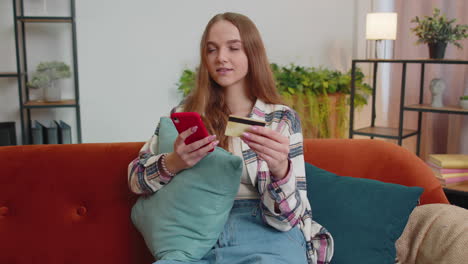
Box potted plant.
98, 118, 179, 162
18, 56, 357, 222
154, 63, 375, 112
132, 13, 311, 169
27, 61, 71, 102
410, 8, 468, 59
460, 95, 468, 110
176, 63, 372, 138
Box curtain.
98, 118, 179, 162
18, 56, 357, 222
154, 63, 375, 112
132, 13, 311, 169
390, 0, 468, 158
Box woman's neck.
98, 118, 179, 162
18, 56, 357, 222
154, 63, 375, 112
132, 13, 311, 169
224, 84, 254, 117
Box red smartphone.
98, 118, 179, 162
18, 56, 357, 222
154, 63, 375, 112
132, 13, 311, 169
170, 112, 214, 152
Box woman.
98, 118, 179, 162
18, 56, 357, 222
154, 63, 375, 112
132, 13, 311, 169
128, 12, 333, 264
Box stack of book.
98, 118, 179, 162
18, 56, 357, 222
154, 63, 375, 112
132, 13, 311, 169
31, 120, 72, 144
427, 154, 468, 187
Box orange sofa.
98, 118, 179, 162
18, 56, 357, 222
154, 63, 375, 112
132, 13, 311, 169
0, 139, 448, 263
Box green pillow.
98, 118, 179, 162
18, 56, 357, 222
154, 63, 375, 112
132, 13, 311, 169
131, 117, 242, 261
305, 162, 423, 264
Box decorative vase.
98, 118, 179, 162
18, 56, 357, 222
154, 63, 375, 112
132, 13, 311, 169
44, 81, 61, 102
428, 42, 447, 59
429, 78, 445, 107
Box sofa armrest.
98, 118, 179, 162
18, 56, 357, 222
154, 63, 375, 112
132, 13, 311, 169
303, 139, 448, 205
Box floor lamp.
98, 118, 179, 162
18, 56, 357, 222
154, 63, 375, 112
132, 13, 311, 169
366, 13, 397, 59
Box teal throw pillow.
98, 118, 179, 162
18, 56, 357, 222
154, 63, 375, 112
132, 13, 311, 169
131, 117, 242, 261
305, 162, 423, 264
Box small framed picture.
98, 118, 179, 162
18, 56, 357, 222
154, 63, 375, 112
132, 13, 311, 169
0, 122, 17, 146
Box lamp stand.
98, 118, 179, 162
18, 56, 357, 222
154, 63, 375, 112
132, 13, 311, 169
366, 40, 395, 59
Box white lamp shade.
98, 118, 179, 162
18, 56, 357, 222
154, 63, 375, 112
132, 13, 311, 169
366, 13, 397, 40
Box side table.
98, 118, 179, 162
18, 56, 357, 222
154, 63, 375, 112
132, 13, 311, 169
443, 182, 468, 209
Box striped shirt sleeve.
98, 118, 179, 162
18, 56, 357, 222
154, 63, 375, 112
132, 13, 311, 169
127, 121, 174, 195
261, 108, 308, 231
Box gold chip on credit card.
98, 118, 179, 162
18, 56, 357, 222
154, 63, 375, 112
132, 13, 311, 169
224, 115, 266, 137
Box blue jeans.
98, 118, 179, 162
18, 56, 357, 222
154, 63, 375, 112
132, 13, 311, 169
155, 199, 308, 264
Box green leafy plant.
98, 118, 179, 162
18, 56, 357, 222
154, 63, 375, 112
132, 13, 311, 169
27, 61, 71, 89
176, 63, 372, 138
410, 8, 468, 49
270, 64, 372, 138
270, 64, 371, 106
460, 95, 468, 100
177, 69, 196, 97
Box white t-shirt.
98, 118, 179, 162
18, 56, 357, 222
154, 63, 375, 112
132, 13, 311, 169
229, 137, 260, 200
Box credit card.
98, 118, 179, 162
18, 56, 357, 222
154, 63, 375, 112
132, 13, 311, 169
225, 115, 266, 137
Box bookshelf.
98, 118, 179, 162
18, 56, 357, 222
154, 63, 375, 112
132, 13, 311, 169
23, 99, 77, 108
349, 59, 468, 156
404, 104, 468, 114
352, 126, 417, 140
0, 72, 19, 78
8, 0, 82, 144
16, 16, 73, 23
445, 182, 468, 192
444, 182, 468, 209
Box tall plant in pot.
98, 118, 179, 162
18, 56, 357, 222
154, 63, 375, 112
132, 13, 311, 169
27, 61, 71, 102
410, 8, 468, 59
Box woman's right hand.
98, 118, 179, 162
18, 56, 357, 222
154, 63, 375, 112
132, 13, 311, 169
165, 126, 219, 174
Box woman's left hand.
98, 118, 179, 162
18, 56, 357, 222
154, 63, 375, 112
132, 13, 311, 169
241, 126, 290, 180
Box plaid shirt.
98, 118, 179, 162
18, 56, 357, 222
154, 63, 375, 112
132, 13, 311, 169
128, 99, 334, 264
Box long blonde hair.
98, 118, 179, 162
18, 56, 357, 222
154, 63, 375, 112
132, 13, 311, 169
183, 12, 283, 149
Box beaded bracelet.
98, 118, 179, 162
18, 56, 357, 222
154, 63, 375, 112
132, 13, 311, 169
160, 153, 176, 177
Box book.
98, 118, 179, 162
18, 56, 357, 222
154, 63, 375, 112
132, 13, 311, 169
438, 175, 468, 185
55, 120, 72, 144
438, 172, 468, 178
430, 167, 468, 178
427, 154, 468, 169
0, 122, 16, 146
443, 181, 468, 191
44, 121, 58, 144
436, 175, 468, 184
31, 121, 45, 144
426, 161, 468, 174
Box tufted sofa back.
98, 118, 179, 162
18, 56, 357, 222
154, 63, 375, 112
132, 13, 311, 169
0, 142, 153, 264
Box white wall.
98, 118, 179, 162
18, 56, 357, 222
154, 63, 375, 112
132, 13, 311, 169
1, 0, 369, 143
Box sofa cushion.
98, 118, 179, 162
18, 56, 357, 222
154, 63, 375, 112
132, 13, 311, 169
131, 117, 242, 261
305, 162, 423, 264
